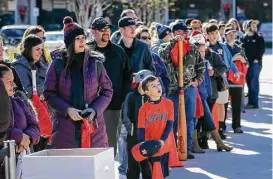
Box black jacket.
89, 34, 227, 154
122, 91, 148, 147
205, 49, 227, 100
87, 40, 131, 110
241, 32, 265, 65
118, 38, 156, 74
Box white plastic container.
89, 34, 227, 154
22, 148, 115, 179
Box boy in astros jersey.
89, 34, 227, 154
138, 75, 174, 178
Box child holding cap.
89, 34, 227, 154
122, 70, 152, 179
137, 75, 173, 178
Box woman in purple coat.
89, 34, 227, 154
0, 64, 40, 152
44, 16, 113, 149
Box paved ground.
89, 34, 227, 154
118, 49, 272, 179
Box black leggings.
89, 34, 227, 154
224, 87, 243, 130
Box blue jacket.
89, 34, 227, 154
152, 52, 170, 95
219, 43, 239, 74
198, 60, 212, 100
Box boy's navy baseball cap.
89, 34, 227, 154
131, 140, 163, 162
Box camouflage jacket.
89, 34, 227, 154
158, 39, 205, 95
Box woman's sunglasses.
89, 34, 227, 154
140, 36, 151, 40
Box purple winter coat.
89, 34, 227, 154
44, 49, 113, 149
7, 97, 40, 145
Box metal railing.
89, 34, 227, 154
1, 140, 16, 179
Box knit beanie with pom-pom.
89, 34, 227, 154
63, 16, 85, 48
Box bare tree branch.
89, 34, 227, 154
73, 0, 113, 29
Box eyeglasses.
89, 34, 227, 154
98, 28, 111, 32
140, 36, 151, 40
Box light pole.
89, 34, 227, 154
232, 0, 236, 18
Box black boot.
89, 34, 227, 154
199, 137, 209, 149
219, 122, 227, 140
198, 131, 209, 149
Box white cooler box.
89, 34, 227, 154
22, 148, 115, 179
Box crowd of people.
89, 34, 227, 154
0, 8, 265, 179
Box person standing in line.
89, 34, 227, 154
150, 23, 172, 55
44, 16, 113, 149
135, 26, 170, 96
206, 23, 239, 139
224, 26, 247, 133
118, 16, 155, 74
159, 21, 205, 159
241, 20, 265, 109
0, 64, 40, 152
12, 35, 51, 151
116, 16, 155, 175
110, 9, 138, 44
87, 17, 131, 156
190, 33, 233, 152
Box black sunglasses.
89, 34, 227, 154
140, 36, 151, 40
98, 27, 111, 32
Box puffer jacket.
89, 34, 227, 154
7, 97, 40, 145
159, 38, 205, 95
11, 55, 48, 98
44, 48, 113, 149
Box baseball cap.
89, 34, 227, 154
118, 16, 136, 28
91, 17, 113, 30
225, 27, 236, 35
131, 140, 163, 162
134, 70, 152, 83
171, 21, 191, 32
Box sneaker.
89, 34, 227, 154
234, 127, 244, 133
187, 153, 195, 159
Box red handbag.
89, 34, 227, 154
31, 70, 52, 137
32, 94, 52, 137
81, 118, 95, 148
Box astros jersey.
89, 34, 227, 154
138, 98, 174, 141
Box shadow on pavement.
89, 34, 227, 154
168, 94, 272, 179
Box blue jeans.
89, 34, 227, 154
184, 86, 197, 153
118, 124, 128, 175
167, 94, 179, 144
200, 98, 216, 131
246, 63, 262, 106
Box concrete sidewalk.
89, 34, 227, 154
117, 53, 272, 179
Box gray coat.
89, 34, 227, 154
12, 56, 48, 98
